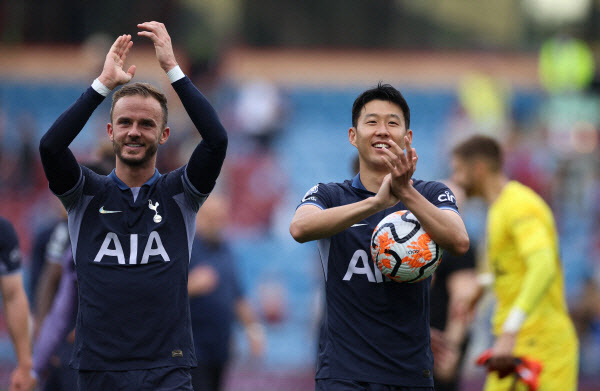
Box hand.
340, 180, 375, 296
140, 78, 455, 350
246, 323, 266, 357
137, 21, 178, 73
380, 136, 418, 198
488, 332, 518, 378
9, 365, 36, 391
430, 328, 460, 382
188, 265, 219, 296
373, 174, 400, 210
98, 35, 136, 90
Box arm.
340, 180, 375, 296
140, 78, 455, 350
1, 274, 35, 391
290, 174, 399, 243
489, 214, 558, 366
39, 34, 135, 195
235, 299, 265, 357
137, 22, 228, 194
32, 263, 63, 337
32, 270, 77, 381
383, 136, 469, 255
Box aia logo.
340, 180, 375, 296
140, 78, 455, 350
438, 191, 455, 203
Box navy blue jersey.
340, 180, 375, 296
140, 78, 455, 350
189, 237, 242, 365
58, 165, 207, 370
298, 174, 459, 387
0, 217, 22, 276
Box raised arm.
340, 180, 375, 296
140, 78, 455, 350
384, 136, 469, 255
39, 35, 136, 195
138, 21, 228, 194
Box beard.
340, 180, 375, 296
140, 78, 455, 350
113, 140, 159, 167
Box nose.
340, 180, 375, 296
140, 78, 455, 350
128, 123, 142, 137
374, 123, 390, 136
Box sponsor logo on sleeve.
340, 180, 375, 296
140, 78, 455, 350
301, 185, 319, 203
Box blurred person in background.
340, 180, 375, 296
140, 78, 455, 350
290, 83, 469, 391
451, 135, 578, 391
0, 216, 35, 391
38, 21, 228, 390
429, 180, 478, 391
188, 194, 265, 391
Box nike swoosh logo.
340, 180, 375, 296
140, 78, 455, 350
99, 206, 122, 214
351, 223, 368, 227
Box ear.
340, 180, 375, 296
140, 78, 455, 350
159, 127, 170, 145
406, 129, 413, 143
349, 127, 357, 148
107, 123, 114, 141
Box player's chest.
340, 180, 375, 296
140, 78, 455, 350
90, 188, 178, 233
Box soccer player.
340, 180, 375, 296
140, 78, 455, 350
0, 217, 35, 391
289, 83, 470, 391
451, 135, 578, 391
38, 21, 228, 391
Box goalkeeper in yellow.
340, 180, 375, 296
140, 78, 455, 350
450, 135, 578, 391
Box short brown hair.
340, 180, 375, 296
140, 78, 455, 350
110, 82, 168, 128
452, 134, 503, 172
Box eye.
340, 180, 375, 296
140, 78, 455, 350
389, 121, 399, 126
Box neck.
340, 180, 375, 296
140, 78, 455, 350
482, 173, 509, 204
358, 167, 386, 193
114, 159, 157, 188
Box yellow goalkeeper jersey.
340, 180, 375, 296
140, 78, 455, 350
487, 181, 574, 337
485, 181, 578, 391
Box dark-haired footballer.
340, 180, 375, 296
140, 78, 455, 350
290, 84, 469, 391
38, 22, 227, 391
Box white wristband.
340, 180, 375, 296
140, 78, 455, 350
502, 307, 527, 333
91, 79, 111, 97
167, 65, 185, 83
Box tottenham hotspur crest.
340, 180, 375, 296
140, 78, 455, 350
148, 199, 162, 223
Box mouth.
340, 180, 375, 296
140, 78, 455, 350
372, 143, 390, 150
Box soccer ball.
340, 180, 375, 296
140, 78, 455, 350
370, 210, 443, 283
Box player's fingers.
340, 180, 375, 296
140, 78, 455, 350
126, 65, 136, 79
137, 30, 159, 44
121, 39, 133, 60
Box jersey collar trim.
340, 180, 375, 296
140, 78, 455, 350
108, 168, 162, 190
351, 173, 367, 191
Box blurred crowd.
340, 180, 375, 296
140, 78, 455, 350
1, 33, 600, 390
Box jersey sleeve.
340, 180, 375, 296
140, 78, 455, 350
39, 87, 105, 196
421, 181, 460, 213
508, 210, 557, 316
296, 183, 333, 210
172, 77, 228, 195
0, 218, 22, 275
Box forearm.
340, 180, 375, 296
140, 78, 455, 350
39, 86, 105, 194
398, 187, 469, 255
5, 290, 32, 369
173, 77, 228, 193
505, 248, 556, 331
290, 198, 385, 243
32, 278, 76, 376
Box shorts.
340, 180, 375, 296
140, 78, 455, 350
315, 378, 434, 391
77, 366, 193, 391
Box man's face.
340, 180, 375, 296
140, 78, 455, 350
451, 155, 478, 197
349, 99, 411, 171
108, 95, 169, 167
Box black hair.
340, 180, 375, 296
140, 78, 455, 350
351, 82, 410, 128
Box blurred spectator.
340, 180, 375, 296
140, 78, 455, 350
232, 79, 286, 151
189, 194, 265, 391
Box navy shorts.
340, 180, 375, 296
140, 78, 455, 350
77, 367, 193, 391
315, 379, 434, 391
